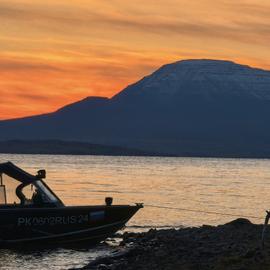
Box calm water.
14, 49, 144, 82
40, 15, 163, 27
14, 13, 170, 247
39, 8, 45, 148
0, 154, 270, 269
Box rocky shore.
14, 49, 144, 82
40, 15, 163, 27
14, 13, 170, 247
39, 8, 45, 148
79, 218, 270, 270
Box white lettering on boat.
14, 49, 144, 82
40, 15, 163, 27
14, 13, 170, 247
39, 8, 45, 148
17, 211, 105, 226
17, 215, 84, 226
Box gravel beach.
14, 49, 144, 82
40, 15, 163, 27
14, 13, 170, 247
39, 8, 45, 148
78, 218, 270, 270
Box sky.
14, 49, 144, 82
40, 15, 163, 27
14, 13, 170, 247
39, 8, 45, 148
1, 0, 270, 120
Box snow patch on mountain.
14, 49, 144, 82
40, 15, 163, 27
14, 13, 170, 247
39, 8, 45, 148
114, 59, 270, 101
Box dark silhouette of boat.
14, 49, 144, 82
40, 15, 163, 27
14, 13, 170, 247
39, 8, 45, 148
0, 162, 143, 247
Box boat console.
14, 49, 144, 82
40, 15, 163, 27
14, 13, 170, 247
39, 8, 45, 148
0, 162, 63, 208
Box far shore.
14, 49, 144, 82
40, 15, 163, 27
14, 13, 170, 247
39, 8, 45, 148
0, 140, 165, 157
0, 140, 270, 160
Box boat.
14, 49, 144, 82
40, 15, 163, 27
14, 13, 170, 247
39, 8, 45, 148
0, 162, 143, 247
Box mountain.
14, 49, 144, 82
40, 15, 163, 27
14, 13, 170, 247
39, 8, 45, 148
1, 59, 270, 157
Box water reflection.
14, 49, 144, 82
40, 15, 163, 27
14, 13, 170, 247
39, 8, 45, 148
0, 154, 269, 269
0, 244, 112, 270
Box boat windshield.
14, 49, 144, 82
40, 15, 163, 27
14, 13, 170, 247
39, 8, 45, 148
0, 173, 62, 207
34, 180, 60, 204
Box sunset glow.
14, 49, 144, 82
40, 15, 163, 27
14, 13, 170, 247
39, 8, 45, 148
1, 0, 270, 120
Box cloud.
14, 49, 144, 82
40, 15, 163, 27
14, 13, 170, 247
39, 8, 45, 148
17, 93, 52, 101
0, 58, 62, 72
1, 0, 270, 46
227, 2, 270, 20
1, 0, 270, 120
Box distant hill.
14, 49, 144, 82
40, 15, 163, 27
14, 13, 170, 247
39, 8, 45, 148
1, 59, 270, 158
0, 140, 161, 156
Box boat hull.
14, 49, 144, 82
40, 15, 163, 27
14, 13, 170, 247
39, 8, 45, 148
0, 204, 142, 247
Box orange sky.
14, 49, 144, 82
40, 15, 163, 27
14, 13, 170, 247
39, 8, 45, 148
1, 0, 270, 120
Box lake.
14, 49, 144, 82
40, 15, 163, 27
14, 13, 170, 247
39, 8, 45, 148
0, 154, 269, 269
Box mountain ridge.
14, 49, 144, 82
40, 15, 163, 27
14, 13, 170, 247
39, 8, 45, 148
1, 59, 270, 157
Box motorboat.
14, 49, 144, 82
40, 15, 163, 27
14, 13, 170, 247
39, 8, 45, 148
0, 162, 143, 247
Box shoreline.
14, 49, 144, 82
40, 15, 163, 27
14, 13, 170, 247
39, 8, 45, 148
1, 140, 270, 160
1, 151, 270, 160
77, 219, 270, 270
